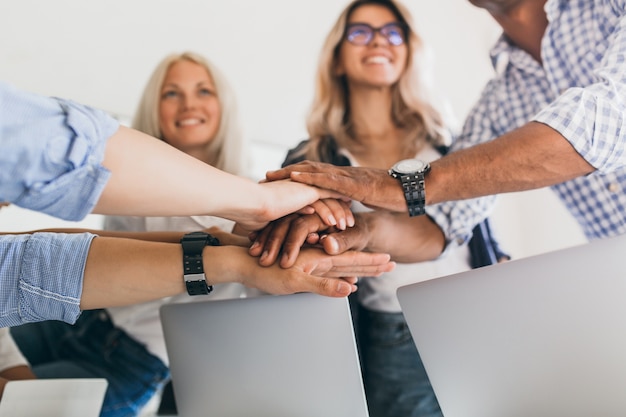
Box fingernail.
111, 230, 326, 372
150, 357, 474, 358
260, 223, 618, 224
347, 217, 355, 227
327, 215, 337, 225
260, 250, 269, 261
250, 241, 260, 251
338, 282, 357, 293
281, 253, 290, 265
338, 218, 346, 230
327, 238, 339, 253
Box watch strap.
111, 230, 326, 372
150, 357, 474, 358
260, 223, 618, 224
180, 231, 220, 296
398, 172, 427, 217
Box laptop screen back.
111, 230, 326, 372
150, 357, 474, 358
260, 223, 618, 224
160, 292, 369, 417
398, 234, 626, 417
0, 378, 107, 417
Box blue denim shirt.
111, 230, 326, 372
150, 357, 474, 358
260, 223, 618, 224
0, 82, 119, 327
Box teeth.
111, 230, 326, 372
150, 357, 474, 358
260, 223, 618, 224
366, 56, 390, 64
178, 118, 202, 126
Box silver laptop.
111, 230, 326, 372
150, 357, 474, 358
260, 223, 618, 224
160, 292, 369, 417
0, 378, 107, 417
397, 233, 626, 417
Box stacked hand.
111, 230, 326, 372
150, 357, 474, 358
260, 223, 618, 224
265, 161, 406, 212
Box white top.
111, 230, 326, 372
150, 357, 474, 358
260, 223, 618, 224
341, 145, 472, 313
103, 215, 248, 365
0, 327, 28, 372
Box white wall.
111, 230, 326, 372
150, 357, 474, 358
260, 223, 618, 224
0, 0, 587, 258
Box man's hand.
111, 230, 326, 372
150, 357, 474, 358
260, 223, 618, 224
249, 198, 354, 266
249, 211, 446, 268
249, 212, 371, 268
265, 161, 407, 212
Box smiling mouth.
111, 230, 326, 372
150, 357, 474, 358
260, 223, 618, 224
365, 56, 391, 64
176, 118, 204, 127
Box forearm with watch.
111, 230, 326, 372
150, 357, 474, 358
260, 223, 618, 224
78, 232, 366, 312
388, 158, 431, 217
180, 231, 220, 295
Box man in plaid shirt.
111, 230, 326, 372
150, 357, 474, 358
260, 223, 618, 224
265, 0, 626, 256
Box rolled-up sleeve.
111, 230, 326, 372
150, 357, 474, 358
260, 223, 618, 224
0, 232, 96, 327
0, 82, 118, 221
534, 14, 626, 173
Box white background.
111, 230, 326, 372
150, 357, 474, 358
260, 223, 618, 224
0, 0, 587, 259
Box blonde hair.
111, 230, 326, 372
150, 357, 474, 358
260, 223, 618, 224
132, 51, 247, 176
304, 0, 450, 161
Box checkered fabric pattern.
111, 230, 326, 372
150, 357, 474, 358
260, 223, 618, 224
428, 0, 626, 245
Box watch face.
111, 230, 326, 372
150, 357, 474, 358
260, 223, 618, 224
393, 159, 428, 174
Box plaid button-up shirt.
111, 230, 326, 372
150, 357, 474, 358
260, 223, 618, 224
429, 0, 626, 246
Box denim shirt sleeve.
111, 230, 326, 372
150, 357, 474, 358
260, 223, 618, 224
0, 82, 118, 221
0, 232, 96, 327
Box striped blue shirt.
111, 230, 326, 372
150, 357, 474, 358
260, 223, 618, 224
0, 82, 119, 326
428, 0, 626, 246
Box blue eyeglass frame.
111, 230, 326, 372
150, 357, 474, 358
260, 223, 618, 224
344, 22, 407, 46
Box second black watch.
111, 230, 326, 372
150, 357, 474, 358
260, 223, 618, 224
180, 231, 220, 296
388, 158, 431, 217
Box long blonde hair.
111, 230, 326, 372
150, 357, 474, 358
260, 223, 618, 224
132, 51, 246, 175
304, 0, 449, 161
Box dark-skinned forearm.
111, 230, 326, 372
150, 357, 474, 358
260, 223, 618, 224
358, 211, 444, 263
427, 122, 595, 205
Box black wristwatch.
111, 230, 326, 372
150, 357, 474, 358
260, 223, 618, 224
388, 159, 431, 217
180, 231, 220, 296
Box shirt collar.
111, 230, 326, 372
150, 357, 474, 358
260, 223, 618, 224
489, 34, 512, 69
544, 0, 562, 24
488, 0, 555, 75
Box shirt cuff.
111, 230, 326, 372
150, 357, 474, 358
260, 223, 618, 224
14, 99, 117, 221
17, 232, 96, 325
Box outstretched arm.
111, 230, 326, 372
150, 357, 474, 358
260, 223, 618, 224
81, 237, 394, 309
1, 84, 344, 230
97, 126, 346, 231
0, 229, 393, 326
427, 122, 594, 204
265, 123, 594, 208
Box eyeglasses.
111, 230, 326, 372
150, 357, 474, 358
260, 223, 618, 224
344, 22, 407, 46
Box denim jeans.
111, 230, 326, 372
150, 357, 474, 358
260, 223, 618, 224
350, 295, 443, 417
10, 309, 169, 417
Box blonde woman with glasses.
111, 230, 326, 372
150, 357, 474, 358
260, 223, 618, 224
253, 1, 509, 416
